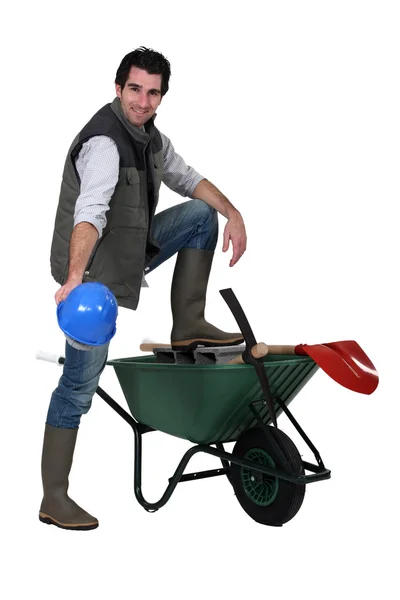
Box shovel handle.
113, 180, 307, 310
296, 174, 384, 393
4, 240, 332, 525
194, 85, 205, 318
228, 344, 301, 363
228, 342, 269, 364
265, 345, 297, 354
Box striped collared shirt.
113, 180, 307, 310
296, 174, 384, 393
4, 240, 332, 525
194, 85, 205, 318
74, 132, 204, 236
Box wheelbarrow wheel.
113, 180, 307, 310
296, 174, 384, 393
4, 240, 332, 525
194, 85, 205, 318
230, 426, 305, 526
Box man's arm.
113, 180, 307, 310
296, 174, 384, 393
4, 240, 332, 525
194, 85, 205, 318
160, 132, 247, 266
191, 179, 247, 267
55, 222, 99, 304
54, 136, 119, 304
161, 132, 204, 197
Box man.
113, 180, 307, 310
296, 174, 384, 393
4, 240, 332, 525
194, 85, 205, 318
40, 47, 247, 531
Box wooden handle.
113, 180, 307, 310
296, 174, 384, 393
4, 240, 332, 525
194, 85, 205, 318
140, 342, 171, 351
139, 342, 297, 358
265, 345, 296, 354
228, 342, 269, 364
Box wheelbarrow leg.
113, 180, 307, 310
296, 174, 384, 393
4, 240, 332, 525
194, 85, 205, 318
215, 442, 230, 470
216, 442, 233, 484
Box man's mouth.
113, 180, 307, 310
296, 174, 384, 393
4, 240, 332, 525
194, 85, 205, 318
132, 108, 148, 115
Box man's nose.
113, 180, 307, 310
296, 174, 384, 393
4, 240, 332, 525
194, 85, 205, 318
137, 92, 149, 108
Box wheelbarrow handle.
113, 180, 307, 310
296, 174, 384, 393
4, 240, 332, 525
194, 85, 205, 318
36, 350, 65, 365
228, 342, 269, 364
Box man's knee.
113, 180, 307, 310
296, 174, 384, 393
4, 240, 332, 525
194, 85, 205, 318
190, 199, 218, 227
56, 374, 99, 411
68, 390, 94, 414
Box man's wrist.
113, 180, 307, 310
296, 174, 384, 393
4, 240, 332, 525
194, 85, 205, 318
227, 207, 242, 221
66, 273, 83, 284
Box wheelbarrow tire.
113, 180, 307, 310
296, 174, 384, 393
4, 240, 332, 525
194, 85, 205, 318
230, 426, 305, 526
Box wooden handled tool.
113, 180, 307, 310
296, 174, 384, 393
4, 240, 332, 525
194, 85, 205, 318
227, 342, 269, 364
262, 345, 296, 354
140, 342, 172, 351
139, 339, 378, 395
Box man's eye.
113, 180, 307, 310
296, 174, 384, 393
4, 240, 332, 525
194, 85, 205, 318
150, 91, 159, 96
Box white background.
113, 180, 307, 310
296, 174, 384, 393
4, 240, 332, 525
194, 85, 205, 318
1, 1, 399, 598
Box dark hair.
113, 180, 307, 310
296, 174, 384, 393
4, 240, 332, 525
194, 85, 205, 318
115, 46, 171, 96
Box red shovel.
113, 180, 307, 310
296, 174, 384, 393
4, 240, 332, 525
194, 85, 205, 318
266, 341, 379, 395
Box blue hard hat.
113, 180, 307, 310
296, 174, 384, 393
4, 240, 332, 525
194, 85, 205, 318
57, 282, 118, 346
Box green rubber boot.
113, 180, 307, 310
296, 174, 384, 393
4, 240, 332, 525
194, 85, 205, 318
170, 248, 244, 350
39, 424, 98, 531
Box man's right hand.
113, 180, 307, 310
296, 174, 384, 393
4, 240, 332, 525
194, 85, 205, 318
55, 276, 82, 305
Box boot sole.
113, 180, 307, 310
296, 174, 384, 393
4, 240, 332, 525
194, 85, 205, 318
171, 337, 244, 352
39, 511, 99, 531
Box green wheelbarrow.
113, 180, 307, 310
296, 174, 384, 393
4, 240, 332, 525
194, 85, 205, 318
106, 350, 324, 527
39, 288, 378, 527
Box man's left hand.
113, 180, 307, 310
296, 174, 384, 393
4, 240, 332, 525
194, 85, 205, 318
222, 213, 247, 266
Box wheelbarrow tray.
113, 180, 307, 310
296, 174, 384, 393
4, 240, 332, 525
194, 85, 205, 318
107, 354, 319, 445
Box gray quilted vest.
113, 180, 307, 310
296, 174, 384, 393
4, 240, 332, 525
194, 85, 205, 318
50, 100, 164, 310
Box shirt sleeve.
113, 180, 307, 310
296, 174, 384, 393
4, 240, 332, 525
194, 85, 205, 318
74, 135, 120, 237
160, 131, 205, 197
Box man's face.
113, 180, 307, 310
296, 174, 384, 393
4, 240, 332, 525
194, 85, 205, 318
116, 67, 163, 127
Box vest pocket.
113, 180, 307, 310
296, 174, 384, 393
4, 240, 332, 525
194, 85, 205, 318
125, 169, 140, 185
153, 164, 163, 191
113, 168, 142, 208
84, 226, 147, 299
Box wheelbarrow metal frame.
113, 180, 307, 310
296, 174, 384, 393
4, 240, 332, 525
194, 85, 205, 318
95, 382, 331, 513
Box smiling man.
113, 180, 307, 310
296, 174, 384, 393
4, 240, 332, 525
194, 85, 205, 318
121, 68, 162, 126
41, 47, 247, 531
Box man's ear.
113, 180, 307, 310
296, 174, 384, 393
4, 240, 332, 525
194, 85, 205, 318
115, 84, 122, 98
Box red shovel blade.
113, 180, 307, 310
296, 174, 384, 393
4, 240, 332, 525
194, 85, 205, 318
323, 341, 378, 378
295, 342, 379, 395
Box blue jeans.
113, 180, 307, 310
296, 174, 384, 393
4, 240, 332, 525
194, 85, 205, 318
46, 199, 218, 429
